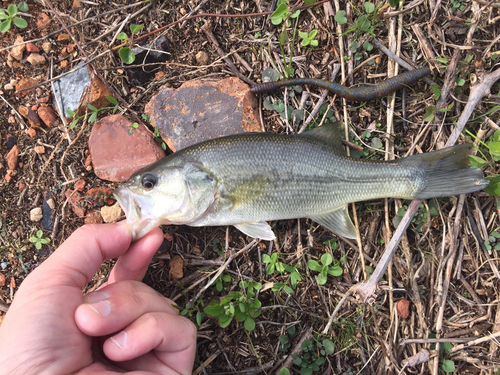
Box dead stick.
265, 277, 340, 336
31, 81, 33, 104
201, 22, 256, 86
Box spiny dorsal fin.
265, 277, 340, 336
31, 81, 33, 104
299, 121, 346, 156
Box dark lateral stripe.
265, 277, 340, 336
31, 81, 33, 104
251, 66, 431, 101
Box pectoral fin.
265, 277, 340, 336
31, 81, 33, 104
234, 221, 276, 240
310, 206, 357, 239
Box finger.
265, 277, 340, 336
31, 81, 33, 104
103, 312, 197, 375
107, 227, 163, 284
31, 223, 133, 289
75, 280, 178, 336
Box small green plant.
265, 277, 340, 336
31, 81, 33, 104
292, 335, 335, 375
484, 231, 500, 251
211, 238, 223, 256
466, 129, 500, 196
203, 280, 262, 331
176, 300, 206, 329
215, 273, 232, 292
307, 253, 343, 285
278, 325, 297, 351
0, 3, 28, 33
263, 252, 302, 294
128, 122, 139, 135
117, 24, 144, 64
392, 200, 440, 231
66, 95, 120, 129
299, 29, 318, 47
334, 10, 347, 25
29, 230, 50, 250
152, 126, 167, 151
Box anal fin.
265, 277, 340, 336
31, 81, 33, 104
234, 221, 276, 240
310, 206, 357, 239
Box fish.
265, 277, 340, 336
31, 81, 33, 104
113, 122, 489, 241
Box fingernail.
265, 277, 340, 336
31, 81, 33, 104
88, 300, 111, 317
85, 291, 109, 304
110, 331, 128, 349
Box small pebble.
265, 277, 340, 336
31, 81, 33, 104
30, 207, 43, 222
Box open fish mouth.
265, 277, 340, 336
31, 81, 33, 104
113, 187, 157, 241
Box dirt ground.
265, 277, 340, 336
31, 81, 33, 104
1, 0, 500, 374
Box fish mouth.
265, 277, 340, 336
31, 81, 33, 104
113, 187, 158, 241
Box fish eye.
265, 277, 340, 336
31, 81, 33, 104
141, 173, 157, 190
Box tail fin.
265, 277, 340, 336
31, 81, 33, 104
401, 144, 489, 199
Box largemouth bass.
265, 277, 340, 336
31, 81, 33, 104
114, 123, 489, 241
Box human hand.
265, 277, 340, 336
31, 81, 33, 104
0, 223, 197, 375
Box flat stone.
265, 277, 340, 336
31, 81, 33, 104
53, 62, 112, 118
34, 145, 45, 154
10, 36, 25, 61
16, 77, 38, 97
42, 192, 54, 229
25, 43, 40, 53
36, 13, 51, 30
169, 255, 184, 280
101, 202, 124, 223
27, 53, 46, 66
145, 77, 260, 152
30, 207, 43, 222
74, 178, 86, 191
6, 145, 19, 171
38, 106, 57, 127
65, 190, 86, 217
85, 210, 103, 224
88, 114, 165, 182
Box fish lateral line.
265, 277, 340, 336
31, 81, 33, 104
251, 66, 431, 101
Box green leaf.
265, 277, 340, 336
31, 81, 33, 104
299, 31, 308, 39
371, 137, 383, 149
307, 259, 322, 272
106, 95, 118, 105
18, 2, 29, 12
316, 273, 327, 285
119, 47, 136, 64
219, 314, 233, 328
0, 11, 8, 20
323, 339, 335, 354
442, 359, 455, 373
117, 32, 128, 40
356, 15, 371, 32
309, 30, 317, 38
488, 141, 500, 158
456, 77, 465, 86
334, 10, 347, 25
327, 265, 343, 277
303, 0, 317, 4
70, 119, 78, 129
279, 335, 289, 344
467, 155, 487, 168
364, 2, 375, 13
244, 316, 256, 331
271, 3, 288, 21
310, 40, 318, 47
278, 367, 291, 375
8, 4, 17, 17
130, 24, 144, 34
436, 57, 449, 63
35, 242, 42, 250
29, 236, 37, 243
484, 176, 500, 196
279, 29, 288, 45
13, 17, 27, 29
423, 107, 435, 122
493, 129, 500, 142
0, 19, 12, 33
290, 10, 300, 18
89, 112, 97, 123
66, 109, 76, 117
363, 42, 373, 51
300, 367, 313, 375
321, 253, 333, 266
203, 301, 222, 317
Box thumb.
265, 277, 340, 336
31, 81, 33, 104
30, 223, 133, 289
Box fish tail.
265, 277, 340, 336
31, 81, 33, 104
402, 144, 489, 199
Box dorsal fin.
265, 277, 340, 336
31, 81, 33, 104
299, 122, 346, 156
